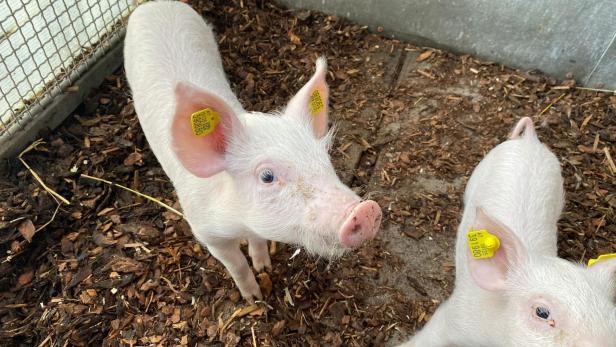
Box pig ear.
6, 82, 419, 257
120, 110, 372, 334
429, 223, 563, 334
510, 117, 536, 139
587, 256, 616, 283
467, 207, 528, 292
285, 57, 329, 138
171, 81, 243, 178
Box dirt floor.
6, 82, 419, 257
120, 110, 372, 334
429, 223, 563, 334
1, 1, 615, 346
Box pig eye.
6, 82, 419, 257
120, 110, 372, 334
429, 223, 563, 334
259, 168, 275, 183
535, 306, 550, 320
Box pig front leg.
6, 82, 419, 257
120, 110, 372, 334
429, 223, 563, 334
207, 239, 262, 301
248, 237, 271, 272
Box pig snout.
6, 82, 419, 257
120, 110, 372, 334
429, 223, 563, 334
339, 200, 382, 248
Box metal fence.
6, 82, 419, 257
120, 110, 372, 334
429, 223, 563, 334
0, 0, 134, 140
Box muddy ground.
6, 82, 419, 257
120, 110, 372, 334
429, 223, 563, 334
1, 1, 615, 346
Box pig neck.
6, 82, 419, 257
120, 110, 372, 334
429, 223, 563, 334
173, 169, 251, 242
459, 139, 562, 257
444, 288, 513, 345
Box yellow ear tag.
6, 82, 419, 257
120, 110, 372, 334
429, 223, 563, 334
308, 89, 324, 116
467, 228, 501, 259
587, 253, 616, 267
190, 108, 220, 136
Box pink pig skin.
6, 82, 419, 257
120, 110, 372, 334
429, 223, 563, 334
124, 1, 382, 301
399, 117, 616, 347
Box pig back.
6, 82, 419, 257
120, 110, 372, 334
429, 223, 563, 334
458, 136, 564, 258
124, 1, 244, 181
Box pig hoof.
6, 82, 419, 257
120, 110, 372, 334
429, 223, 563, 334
237, 275, 263, 302
252, 254, 272, 272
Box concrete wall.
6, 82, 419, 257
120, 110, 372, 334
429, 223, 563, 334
278, 0, 616, 89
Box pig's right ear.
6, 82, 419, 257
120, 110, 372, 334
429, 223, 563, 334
171, 81, 242, 178
587, 256, 616, 287
285, 57, 329, 138
467, 207, 528, 292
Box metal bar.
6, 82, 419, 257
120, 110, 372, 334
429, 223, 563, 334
46, 2, 75, 87
16, 5, 58, 99
31, 1, 72, 86
0, 37, 125, 159
0, 0, 134, 148
0, 82, 16, 134
583, 29, 616, 85
0, 15, 38, 133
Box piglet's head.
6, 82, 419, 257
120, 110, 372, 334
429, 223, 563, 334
170, 58, 382, 258
468, 208, 616, 346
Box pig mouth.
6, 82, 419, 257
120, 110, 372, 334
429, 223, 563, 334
291, 200, 382, 258
296, 229, 347, 260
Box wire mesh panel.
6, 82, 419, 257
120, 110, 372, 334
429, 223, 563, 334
0, 0, 134, 138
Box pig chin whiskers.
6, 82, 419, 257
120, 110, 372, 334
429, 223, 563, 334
295, 224, 346, 260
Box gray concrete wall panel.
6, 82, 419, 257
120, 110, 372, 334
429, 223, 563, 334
279, 0, 616, 89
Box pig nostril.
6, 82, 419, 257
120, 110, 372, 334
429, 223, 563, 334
340, 200, 382, 247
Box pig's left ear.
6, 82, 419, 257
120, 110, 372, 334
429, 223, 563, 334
467, 207, 528, 292
587, 256, 616, 287
285, 57, 329, 138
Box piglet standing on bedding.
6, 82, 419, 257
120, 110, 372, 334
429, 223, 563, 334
123, 1, 382, 301
400, 117, 616, 346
